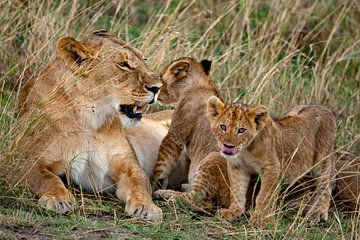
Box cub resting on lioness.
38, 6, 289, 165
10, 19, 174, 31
17, 30, 188, 221
208, 97, 337, 223
151, 57, 231, 207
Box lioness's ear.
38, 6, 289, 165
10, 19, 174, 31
207, 96, 225, 121
57, 37, 96, 70
169, 60, 191, 80
248, 105, 269, 130
200, 59, 212, 75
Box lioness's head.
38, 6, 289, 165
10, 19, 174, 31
207, 96, 269, 158
157, 57, 212, 105
57, 30, 161, 128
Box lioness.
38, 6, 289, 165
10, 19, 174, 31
208, 97, 337, 223
18, 30, 170, 221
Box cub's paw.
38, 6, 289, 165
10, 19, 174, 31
39, 191, 75, 214
126, 200, 163, 222
152, 177, 169, 190
250, 210, 274, 225
216, 208, 242, 222
306, 208, 329, 223
153, 189, 180, 200
181, 183, 191, 192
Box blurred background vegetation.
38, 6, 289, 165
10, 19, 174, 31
0, 0, 359, 238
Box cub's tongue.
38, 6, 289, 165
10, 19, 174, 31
222, 146, 236, 155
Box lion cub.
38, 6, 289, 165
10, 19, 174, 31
151, 58, 231, 207
208, 96, 337, 223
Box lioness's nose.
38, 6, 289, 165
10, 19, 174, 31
145, 85, 160, 94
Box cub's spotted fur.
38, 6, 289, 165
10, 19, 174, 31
208, 96, 337, 223
151, 58, 231, 208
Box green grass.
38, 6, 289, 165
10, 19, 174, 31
0, 190, 359, 239
1, 0, 359, 239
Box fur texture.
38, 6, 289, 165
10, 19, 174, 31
18, 30, 167, 221
208, 97, 337, 223
151, 58, 231, 207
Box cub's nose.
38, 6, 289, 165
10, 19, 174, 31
145, 85, 160, 94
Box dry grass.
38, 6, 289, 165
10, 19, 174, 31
1, 0, 359, 239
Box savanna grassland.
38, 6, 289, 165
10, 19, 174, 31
0, 0, 359, 239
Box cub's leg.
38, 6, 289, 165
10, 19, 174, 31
217, 163, 250, 221
152, 131, 185, 189
27, 161, 75, 213
151, 111, 193, 189
305, 107, 336, 221
250, 163, 280, 224
307, 155, 334, 222
111, 153, 162, 221
155, 152, 230, 209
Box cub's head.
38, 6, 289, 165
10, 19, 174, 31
207, 96, 269, 158
56, 30, 161, 128
157, 57, 212, 105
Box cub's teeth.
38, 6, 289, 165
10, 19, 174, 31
133, 105, 137, 113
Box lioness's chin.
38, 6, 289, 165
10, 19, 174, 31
116, 104, 143, 128
119, 114, 141, 128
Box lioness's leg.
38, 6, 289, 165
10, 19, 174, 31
27, 163, 75, 213
217, 163, 249, 221
110, 153, 162, 221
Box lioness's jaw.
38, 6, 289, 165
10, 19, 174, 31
57, 37, 97, 72
119, 113, 140, 128
119, 104, 143, 120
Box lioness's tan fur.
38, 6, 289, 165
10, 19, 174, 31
18, 30, 168, 221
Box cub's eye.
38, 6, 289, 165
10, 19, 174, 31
220, 124, 226, 132
237, 128, 246, 134
117, 61, 132, 69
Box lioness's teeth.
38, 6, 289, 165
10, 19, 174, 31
133, 105, 137, 113
136, 107, 142, 113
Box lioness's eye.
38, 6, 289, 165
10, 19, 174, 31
237, 128, 246, 134
220, 124, 226, 132
117, 61, 132, 69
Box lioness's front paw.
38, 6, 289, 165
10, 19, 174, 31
217, 208, 242, 222
39, 191, 75, 214
126, 201, 163, 221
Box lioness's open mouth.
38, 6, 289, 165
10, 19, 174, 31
119, 105, 143, 120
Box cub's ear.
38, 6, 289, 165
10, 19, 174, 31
168, 60, 191, 80
207, 96, 225, 121
200, 59, 212, 75
248, 105, 269, 130
57, 37, 97, 71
